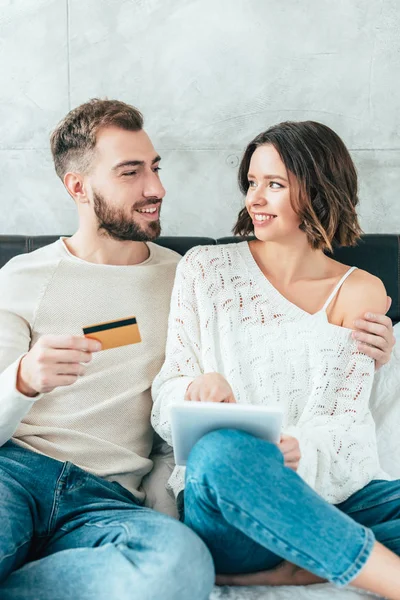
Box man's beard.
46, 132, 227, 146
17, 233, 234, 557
93, 190, 161, 242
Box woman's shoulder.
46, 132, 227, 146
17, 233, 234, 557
180, 242, 244, 271
174, 243, 247, 293
344, 267, 386, 300
339, 267, 387, 327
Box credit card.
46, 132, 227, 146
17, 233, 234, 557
83, 316, 141, 350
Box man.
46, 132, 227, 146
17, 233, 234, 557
0, 99, 214, 600
0, 99, 395, 599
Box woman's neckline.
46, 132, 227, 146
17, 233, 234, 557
238, 241, 355, 334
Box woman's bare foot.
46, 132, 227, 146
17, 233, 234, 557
216, 560, 326, 587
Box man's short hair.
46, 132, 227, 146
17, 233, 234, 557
50, 98, 144, 181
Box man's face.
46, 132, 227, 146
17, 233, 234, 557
86, 127, 165, 242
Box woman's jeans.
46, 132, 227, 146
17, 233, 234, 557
0, 440, 214, 600
183, 429, 400, 588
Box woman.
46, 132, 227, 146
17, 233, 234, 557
151, 121, 400, 598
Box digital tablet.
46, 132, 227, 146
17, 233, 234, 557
170, 402, 283, 466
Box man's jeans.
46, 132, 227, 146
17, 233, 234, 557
0, 441, 214, 600
183, 429, 400, 588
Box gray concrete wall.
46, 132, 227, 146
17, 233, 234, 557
0, 0, 399, 237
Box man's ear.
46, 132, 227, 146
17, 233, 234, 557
64, 172, 89, 205
386, 296, 392, 314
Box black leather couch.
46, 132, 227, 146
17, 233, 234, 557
1, 234, 399, 323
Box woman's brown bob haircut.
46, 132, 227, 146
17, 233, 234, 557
233, 121, 362, 252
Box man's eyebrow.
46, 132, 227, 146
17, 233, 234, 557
112, 156, 161, 171
113, 160, 144, 171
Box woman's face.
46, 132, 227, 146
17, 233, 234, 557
245, 144, 303, 243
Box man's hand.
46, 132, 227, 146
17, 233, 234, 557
352, 297, 396, 370
17, 335, 102, 397
185, 373, 236, 403
278, 435, 301, 471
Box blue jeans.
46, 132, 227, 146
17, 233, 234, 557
0, 441, 214, 600
183, 429, 400, 588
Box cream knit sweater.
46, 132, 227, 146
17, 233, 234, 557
152, 243, 389, 504
0, 238, 180, 500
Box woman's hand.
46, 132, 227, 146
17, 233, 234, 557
278, 435, 301, 471
185, 373, 236, 403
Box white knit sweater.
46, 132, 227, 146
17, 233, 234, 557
151, 243, 389, 504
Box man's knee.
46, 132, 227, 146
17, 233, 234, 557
128, 520, 215, 600
162, 524, 214, 599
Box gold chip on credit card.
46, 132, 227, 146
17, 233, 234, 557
82, 316, 142, 350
